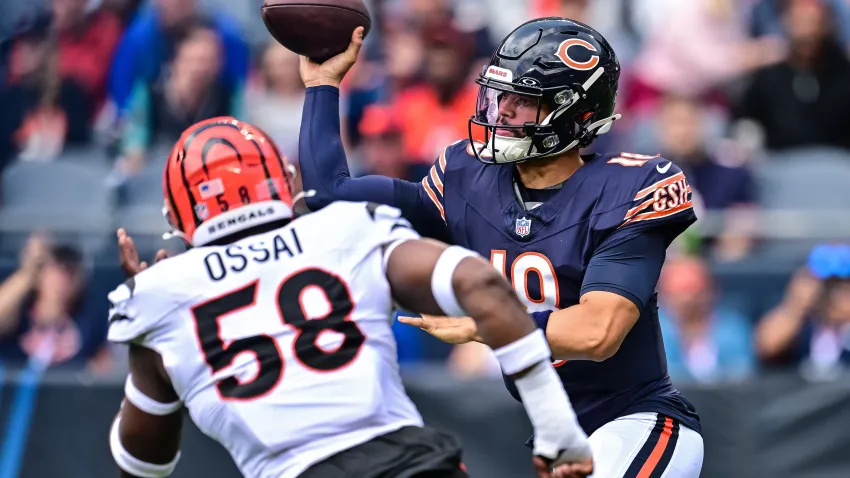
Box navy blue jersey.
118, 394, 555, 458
422, 141, 701, 435
300, 86, 701, 436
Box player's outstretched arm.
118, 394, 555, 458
298, 27, 401, 211
386, 239, 535, 350
110, 344, 183, 478
385, 239, 592, 476
299, 84, 400, 210
298, 29, 448, 239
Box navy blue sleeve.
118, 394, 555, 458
580, 230, 668, 311
299, 86, 448, 239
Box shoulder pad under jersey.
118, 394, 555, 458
106, 254, 196, 344
312, 201, 420, 247
591, 152, 697, 233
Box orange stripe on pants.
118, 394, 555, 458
636, 417, 674, 478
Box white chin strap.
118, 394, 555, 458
485, 67, 622, 164
489, 135, 536, 164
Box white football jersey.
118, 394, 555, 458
107, 202, 424, 478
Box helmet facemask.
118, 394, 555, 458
469, 66, 621, 165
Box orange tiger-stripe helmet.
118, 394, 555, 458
162, 117, 295, 246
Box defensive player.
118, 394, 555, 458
299, 19, 704, 477
106, 117, 593, 478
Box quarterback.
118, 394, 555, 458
299, 18, 704, 478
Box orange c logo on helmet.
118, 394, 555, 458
555, 39, 600, 71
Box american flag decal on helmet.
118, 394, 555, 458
198, 178, 225, 199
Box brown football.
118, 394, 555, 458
261, 0, 371, 63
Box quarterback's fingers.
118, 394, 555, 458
139, 261, 148, 271
397, 316, 426, 328
298, 55, 312, 69
350, 26, 365, 49
343, 27, 364, 60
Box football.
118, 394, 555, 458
261, 0, 371, 63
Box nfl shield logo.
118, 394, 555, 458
515, 217, 532, 237
194, 203, 210, 220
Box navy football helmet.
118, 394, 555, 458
469, 17, 621, 164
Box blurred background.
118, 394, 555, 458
1, 0, 850, 477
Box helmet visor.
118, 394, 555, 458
468, 80, 584, 164
473, 85, 549, 137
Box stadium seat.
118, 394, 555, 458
754, 148, 850, 242
57, 145, 112, 164
113, 163, 173, 255
756, 148, 850, 209
0, 159, 114, 233
122, 163, 164, 207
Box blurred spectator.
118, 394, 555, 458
102, 0, 146, 26
756, 245, 850, 373
402, 0, 494, 61
749, 0, 850, 49
0, 25, 91, 164
108, 0, 249, 115
0, 235, 106, 368
357, 104, 428, 180
531, 0, 590, 21
118, 24, 242, 175
656, 95, 758, 261
244, 42, 303, 162
50, 0, 123, 114
658, 256, 756, 383
341, 28, 422, 148
390, 22, 481, 164
737, 0, 850, 151
346, 0, 495, 149
626, 0, 784, 112
522, 0, 652, 65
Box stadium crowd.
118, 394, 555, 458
0, 0, 849, 383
